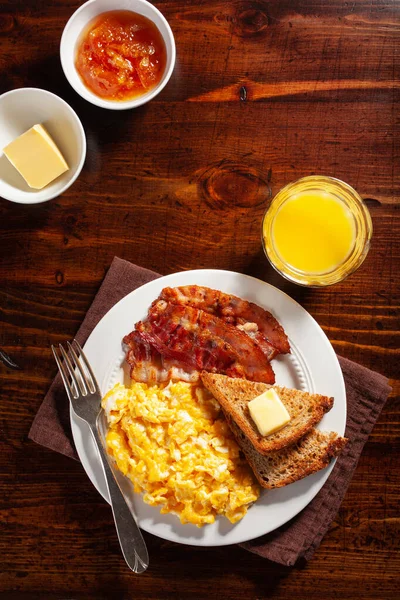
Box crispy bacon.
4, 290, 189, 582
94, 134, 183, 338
123, 286, 289, 385
158, 285, 290, 358
123, 330, 199, 384
136, 300, 275, 384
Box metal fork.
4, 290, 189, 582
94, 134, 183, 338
52, 339, 149, 574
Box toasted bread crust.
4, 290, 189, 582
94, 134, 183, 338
224, 412, 347, 489
201, 372, 334, 453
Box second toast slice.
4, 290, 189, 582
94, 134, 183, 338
225, 414, 347, 489
201, 372, 334, 453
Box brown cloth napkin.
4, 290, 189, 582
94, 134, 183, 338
29, 256, 391, 566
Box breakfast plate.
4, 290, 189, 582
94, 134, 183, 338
70, 269, 346, 546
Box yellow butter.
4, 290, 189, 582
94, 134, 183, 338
248, 388, 290, 437
3, 124, 69, 189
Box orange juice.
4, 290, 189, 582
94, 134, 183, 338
272, 191, 356, 274
262, 176, 373, 286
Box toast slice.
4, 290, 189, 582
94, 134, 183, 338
224, 411, 347, 489
201, 372, 334, 453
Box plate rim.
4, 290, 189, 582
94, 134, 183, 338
71, 268, 346, 546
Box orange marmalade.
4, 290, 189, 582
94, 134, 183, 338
75, 10, 167, 101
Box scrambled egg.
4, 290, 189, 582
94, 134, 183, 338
102, 381, 260, 526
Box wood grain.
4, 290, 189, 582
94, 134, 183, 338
0, 0, 399, 598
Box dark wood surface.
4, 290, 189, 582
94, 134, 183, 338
0, 1, 399, 598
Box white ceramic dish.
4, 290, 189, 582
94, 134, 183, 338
71, 269, 346, 546
60, 0, 176, 110
0, 88, 86, 204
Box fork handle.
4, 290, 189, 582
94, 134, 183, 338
89, 426, 149, 573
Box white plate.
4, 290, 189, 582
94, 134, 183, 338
71, 269, 346, 546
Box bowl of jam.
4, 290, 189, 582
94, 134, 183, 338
61, 0, 176, 110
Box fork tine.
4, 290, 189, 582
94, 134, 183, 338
72, 339, 100, 394
67, 341, 91, 395
52, 345, 78, 400
59, 344, 85, 397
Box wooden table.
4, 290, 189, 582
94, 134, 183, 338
0, 1, 399, 598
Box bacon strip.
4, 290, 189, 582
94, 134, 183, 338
159, 285, 290, 358
136, 300, 275, 384
123, 330, 199, 384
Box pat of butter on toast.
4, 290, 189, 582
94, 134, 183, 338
248, 388, 291, 437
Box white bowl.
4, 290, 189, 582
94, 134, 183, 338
60, 0, 176, 110
0, 88, 86, 204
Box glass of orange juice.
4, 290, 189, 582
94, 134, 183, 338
262, 176, 373, 286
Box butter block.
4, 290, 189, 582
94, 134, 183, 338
248, 388, 291, 437
3, 124, 69, 189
